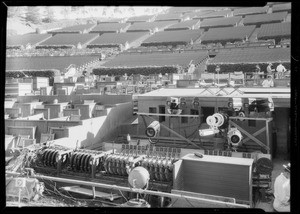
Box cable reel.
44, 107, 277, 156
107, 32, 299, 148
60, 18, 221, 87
255, 157, 273, 175
206, 113, 228, 129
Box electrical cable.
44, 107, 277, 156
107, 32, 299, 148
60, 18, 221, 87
118, 189, 128, 202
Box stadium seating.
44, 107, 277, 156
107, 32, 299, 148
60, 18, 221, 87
257, 22, 291, 42
214, 73, 229, 87
89, 23, 131, 33
184, 11, 215, 20
233, 6, 269, 16
164, 20, 200, 31
37, 33, 99, 48
200, 25, 255, 45
209, 47, 290, 64
6, 34, 53, 48
200, 16, 242, 29
87, 32, 149, 48
6, 56, 101, 71
243, 12, 288, 26
229, 72, 245, 87
199, 9, 232, 19
48, 24, 96, 34
142, 29, 203, 46
154, 13, 183, 22
272, 3, 291, 13
102, 51, 208, 68
6, 47, 119, 58
96, 18, 125, 24
126, 15, 155, 23
126, 21, 178, 32
199, 73, 215, 87
5, 6, 292, 83
167, 7, 206, 14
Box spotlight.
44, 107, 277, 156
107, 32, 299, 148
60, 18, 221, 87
227, 128, 243, 147
199, 128, 219, 137
145, 121, 160, 138
207, 113, 229, 129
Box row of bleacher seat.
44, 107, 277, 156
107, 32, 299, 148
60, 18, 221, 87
7, 19, 290, 52
6, 47, 119, 58
209, 46, 290, 64
30, 3, 291, 36
46, 11, 289, 34
198, 72, 245, 87
198, 71, 290, 88
200, 25, 256, 45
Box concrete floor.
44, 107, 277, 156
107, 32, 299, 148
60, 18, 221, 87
255, 155, 290, 212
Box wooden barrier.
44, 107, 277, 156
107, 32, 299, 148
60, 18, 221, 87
7, 126, 36, 139
33, 108, 50, 120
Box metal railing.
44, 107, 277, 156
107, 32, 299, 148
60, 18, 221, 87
6, 171, 250, 208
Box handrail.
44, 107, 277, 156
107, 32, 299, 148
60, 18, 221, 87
5, 171, 250, 208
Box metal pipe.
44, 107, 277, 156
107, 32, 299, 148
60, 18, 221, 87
6, 171, 249, 208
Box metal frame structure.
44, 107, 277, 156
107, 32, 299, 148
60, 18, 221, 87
5, 171, 250, 208
229, 116, 273, 153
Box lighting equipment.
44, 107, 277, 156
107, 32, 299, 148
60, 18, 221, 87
227, 128, 243, 147
145, 121, 160, 138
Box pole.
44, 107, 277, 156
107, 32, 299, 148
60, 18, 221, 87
6, 171, 249, 208
18, 188, 21, 207
92, 186, 96, 199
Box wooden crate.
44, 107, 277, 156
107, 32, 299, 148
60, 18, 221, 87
173, 153, 253, 206
33, 108, 50, 120
7, 126, 36, 139
63, 109, 81, 117
33, 77, 49, 90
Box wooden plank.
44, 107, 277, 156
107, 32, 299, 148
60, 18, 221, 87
229, 116, 271, 121
242, 127, 266, 143
7, 126, 36, 139
266, 119, 270, 154
180, 156, 253, 203
229, 120, 270, 151
120, 134, 195, 142
173, 160, 183, 190
141, 115, 203, 149
138, 112, 199, 117
171, 189, 236, 203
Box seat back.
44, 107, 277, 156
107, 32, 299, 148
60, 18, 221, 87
229, 72, 245, 86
